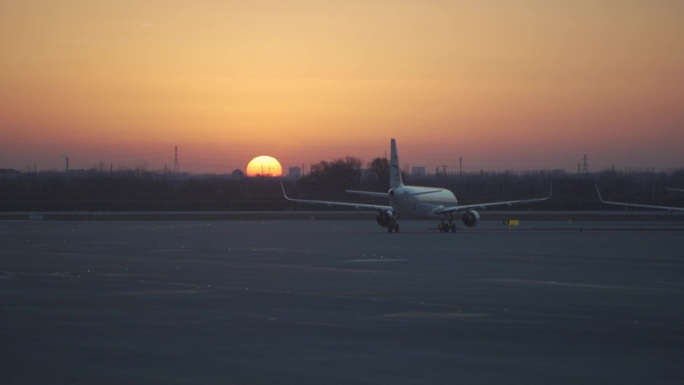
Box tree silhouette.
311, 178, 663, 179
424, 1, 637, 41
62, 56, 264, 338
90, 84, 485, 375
299, 157, 363, 198
363, 157, 390, 192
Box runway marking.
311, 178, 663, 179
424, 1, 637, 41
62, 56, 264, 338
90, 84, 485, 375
257, 263, 393, 274
490, 278, 623, 290
309, 290, 398, 298
384, 312, 489, 319
341, 258, 407, 263
125, 289, 207, 295
123, 283, 207, 295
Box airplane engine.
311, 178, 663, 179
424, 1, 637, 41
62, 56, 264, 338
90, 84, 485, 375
462, 210, 480, 228
376, 210, 394, 228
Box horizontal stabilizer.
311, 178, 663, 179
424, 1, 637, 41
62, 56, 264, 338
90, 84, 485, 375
345, 190, 389, 199
409, 189, 444, 197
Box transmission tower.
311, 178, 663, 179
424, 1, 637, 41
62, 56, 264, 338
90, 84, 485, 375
173, 146, 179, 174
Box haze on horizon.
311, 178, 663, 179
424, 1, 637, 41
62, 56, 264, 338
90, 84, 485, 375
1, 1, 683, 174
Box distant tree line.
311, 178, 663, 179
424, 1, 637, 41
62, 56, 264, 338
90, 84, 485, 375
1, 159, 683, 212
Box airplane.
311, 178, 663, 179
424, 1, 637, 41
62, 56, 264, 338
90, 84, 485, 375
595, 184, 684, 212
281, 138, 551, 233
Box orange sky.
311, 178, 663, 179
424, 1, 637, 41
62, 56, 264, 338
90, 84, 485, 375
2, 1, 683, 174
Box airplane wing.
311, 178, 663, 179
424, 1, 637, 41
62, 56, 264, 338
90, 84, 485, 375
596, 184, 684, 212
281, 182, 392, 211
434, 196, 550, 215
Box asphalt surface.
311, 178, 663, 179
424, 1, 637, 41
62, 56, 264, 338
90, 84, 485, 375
1, 218, 683, 384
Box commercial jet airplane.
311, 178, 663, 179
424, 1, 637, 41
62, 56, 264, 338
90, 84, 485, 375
281, 138, 550, 232
595, 184, 684, 212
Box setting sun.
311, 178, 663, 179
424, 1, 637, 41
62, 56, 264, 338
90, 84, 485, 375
246, 156, 283, 177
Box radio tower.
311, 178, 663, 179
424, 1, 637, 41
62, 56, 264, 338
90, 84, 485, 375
173, 146, 179, 174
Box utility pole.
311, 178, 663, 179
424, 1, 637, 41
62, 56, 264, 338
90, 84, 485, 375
173, 146, 179, 174
459, 156, 462, 177
62, 156, 69, 172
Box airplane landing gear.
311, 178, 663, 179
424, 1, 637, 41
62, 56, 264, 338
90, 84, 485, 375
438, 223, 456, 233
438, 213, 457, 233
388, 223, 400, 233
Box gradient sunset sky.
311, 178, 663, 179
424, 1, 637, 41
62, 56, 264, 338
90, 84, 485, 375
2, 0, 683, 174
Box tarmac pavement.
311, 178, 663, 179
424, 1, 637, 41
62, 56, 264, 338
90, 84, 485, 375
1, 218, 683, 384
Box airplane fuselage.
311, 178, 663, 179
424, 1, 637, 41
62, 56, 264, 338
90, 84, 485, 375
390, 186, 458, 219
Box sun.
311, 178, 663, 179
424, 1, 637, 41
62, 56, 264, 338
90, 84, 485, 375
246, 155, 283, 177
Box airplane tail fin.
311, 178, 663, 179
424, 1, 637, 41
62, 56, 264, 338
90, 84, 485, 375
390, 138, 403, 188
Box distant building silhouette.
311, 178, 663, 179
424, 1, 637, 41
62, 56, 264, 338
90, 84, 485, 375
411, 166, 426, 178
